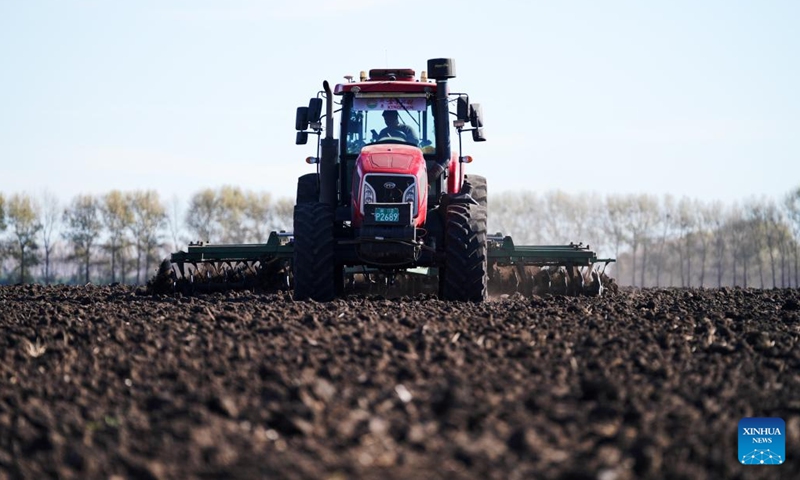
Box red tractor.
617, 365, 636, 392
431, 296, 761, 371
292, 58, 489, 301
157, 58, 611, 299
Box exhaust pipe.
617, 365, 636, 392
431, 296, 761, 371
427, 59, 456, 180
319, 80, 338, 206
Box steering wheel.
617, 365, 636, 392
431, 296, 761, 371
377, 128, 408, 141
371, 128, 420, 148
372, 138, 418, 147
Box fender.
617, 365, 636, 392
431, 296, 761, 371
446, 151, 464, 195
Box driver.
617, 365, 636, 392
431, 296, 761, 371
378, 110, 419, 145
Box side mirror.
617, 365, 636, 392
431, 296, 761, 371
295, 106, 309, 131
295, 131, 309, 145
470, 104, 486, 141
469, 103, 484, 128
456, 96, 469, 122
307, 98, 323, 124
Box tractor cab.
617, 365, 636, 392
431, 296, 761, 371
294, 60, 486, 215
339, 74, 437, 155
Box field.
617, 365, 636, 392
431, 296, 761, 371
1, 285, 799, 479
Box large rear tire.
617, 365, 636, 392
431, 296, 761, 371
296, 173, 319, 205
293, 202, 335, 301
440, 203, 488, 302
462, 174, 487, 209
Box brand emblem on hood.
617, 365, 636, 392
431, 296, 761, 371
384, 182, 396, 190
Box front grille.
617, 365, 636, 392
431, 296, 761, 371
364, 174, 415, 204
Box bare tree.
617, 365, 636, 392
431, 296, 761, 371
742, 199, 769, 288
0, 193, 6, 272
603, 195, 630, 273
725, 203, 745, 286
542, 190, 572, 244
708, 200, 728, 287
39, 190, 60, 284
550, 191, 601, 248
244, 191, 273, 242
128, 190, 166, 284
216, 186, 249, 243
695, 200, 714, 287
0, 193, 6, 233
186, 188, 220, 242
785, 187, 800, 287
166, 194, 187, 252
491, 191, 545, 245
100, 190, 133, 284
619, 194, 659, 287
7, 193, 42, 283
583, 193, 613, 258
758, 199, 784, 288
752, 201, 771, 288
272, 197, 295, 232
777, 221, 792, 288
675, 197, 698, 287
654, 194, 675, 287
62, 194, 102, 284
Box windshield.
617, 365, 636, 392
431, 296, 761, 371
345, 95, 436, 155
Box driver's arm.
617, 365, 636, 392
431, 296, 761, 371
403, 125, 420, 145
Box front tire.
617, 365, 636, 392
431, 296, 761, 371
440, 203, 488, 302
293, 202, 335, 301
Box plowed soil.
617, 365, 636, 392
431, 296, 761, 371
1, 285, 799, 479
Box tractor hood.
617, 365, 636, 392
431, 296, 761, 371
358, 144, 424, 174
351, 143, 428, 228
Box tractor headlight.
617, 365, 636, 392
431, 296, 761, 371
403, 183, 416, 204
362, 182, 376, 206
403, 183, 417, 215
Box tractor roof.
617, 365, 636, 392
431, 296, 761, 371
334, 68, 436, 95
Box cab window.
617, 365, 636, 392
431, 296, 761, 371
345, 96, 436, 155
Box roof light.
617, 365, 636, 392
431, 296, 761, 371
368, 68, 415, 81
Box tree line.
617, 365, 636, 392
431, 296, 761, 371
489, 187, 800, 289
0, 187, 294, 285
1, 185, 798, 288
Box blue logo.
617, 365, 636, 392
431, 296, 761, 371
739, 417, 785, 465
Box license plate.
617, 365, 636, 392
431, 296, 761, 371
374, 207, 400, 223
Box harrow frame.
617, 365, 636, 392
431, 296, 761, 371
161, 231, 615, 297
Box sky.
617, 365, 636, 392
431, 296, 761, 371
1, 0, 798, 209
